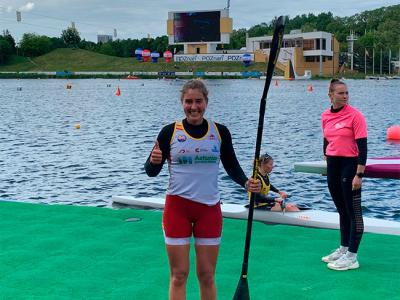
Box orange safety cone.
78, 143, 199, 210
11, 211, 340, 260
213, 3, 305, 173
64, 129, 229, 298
307, 84, 313, 92
115, 86, 121, 96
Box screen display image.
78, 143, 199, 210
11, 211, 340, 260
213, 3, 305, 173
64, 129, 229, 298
174, 11, 221, 43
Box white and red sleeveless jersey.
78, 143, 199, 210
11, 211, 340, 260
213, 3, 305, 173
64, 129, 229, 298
167, 120, 221, 205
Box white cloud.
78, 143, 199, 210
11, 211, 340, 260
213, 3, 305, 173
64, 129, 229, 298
19, 2, 34, 12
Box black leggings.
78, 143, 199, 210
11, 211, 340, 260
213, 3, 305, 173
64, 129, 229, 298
327, 156, 364, 253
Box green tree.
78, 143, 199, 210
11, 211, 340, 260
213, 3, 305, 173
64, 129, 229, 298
19, 33, 52, 57
61, 27, 81, 48
226, 28, 247, 50
153, 36, 169, 54
98, 43, 117, 56
2, 29, 16, 53
78, 39, 98, 52
49, 37, 66, 50
247, 22, 272, 37
301, 23, 316, 33
357, 31, 376, 49
0, 38, 13, 64
376, 19, 400, 50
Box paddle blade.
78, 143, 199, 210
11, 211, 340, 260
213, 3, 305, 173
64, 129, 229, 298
233, 276, 249, 300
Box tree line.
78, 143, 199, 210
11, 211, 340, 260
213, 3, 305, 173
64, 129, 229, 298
1, 4, 399, 72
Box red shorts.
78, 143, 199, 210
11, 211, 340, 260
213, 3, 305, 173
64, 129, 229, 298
162, 195, 222, 245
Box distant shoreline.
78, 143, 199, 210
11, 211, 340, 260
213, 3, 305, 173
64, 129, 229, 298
0, 71, 270, 80
0, 72, 393, 80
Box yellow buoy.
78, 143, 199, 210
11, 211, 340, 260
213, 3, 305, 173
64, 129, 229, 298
74, 123, 81, 129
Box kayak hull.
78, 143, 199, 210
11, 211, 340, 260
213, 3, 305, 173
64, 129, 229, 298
294, 157, 400, 179
112, 196, 400, 236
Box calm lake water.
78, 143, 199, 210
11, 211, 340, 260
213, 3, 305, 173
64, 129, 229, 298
0, 78, 399, 220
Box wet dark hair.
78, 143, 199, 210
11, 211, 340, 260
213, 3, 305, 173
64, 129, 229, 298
259, 153, 273, 163
180, 79, 209, 102
329, 78, 346, 94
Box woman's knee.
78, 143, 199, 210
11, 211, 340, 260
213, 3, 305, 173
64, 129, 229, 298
197, 270, 215, 287
170, 269, 189, 287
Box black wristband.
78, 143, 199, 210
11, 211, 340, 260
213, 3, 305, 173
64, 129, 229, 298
356, 172, 364, 178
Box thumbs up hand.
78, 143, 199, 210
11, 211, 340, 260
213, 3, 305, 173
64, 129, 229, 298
150, 140, 163, 165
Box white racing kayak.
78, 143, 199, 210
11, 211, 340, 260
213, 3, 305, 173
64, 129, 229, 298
112, 196, 400, 236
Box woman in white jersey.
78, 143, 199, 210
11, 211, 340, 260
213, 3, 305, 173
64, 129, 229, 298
145, 80, 260, 299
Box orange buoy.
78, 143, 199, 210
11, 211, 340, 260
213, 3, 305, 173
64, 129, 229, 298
115, 86, 121, 96
387, 125, 400, 140
307, 84, 313, 92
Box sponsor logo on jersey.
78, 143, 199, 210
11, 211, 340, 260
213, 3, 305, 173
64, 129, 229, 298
194, 155, 218, 163
209, 134, 216, 140
211, 145, 219, 153
335, 122, 344, 129
177, 155, 218, 164
178, 156, 193, 165
195, 148, 208, 153
177, 135, 187, 142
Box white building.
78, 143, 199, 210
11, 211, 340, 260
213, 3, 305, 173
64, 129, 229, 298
97, 35, 113, 44
247, 30, 340, 76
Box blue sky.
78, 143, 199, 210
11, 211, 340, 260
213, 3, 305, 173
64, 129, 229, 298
0, 0, 398, 42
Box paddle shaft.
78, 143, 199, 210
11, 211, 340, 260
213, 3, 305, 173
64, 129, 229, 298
238, 16, 285, 281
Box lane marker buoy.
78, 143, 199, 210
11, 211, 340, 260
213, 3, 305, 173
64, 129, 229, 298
387, 125, 400, 140
115, 86, 121, 96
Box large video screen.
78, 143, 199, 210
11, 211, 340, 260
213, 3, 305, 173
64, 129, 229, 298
173, 11, 221, 43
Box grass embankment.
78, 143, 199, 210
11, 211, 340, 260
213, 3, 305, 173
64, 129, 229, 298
0, 48, 270, 78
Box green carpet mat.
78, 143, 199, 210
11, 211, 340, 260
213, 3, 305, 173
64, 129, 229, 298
0, 201, 399, 299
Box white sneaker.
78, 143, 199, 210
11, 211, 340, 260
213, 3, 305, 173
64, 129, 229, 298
327, 254, 359, 271
321, 248, 346, 263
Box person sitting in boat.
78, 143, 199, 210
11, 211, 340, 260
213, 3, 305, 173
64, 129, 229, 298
254, 153, 300, 212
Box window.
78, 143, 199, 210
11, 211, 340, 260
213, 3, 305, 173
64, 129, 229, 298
260, 41, 271, 49
303, 39, 314, 50
284, 39, 295, 47
322, 39, 326, 50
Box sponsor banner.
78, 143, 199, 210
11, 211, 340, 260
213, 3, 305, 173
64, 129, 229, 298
56, 71, 74, 76
241, 71, 262, 77
223, 72, 242, 76
205, 72, 222, 76
158, 71, 176, 76
175, 72, 193, 76
195, 71, 205, 77
174, 54, 254, 62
